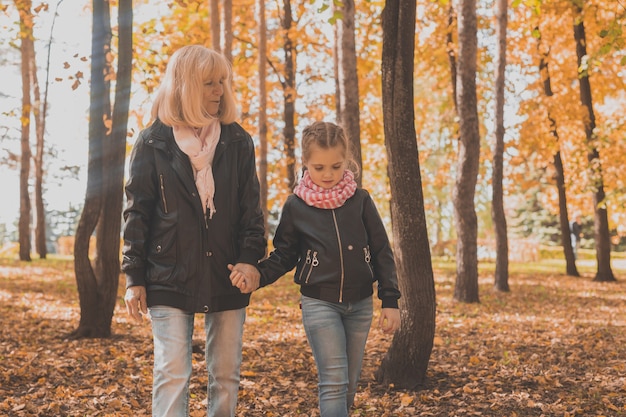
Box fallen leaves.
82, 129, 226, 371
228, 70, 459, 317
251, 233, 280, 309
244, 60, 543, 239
0, 257, 625, 416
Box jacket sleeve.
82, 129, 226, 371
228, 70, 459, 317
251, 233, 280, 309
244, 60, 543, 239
235, 128, 267, 266
362, 191, 401, 308
257, 198, 300, 287
121, 133, 157, 288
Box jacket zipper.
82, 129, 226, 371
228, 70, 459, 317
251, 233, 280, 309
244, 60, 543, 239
364, 247, 374, 278
298, 250, 312, 282
305, 251, 318, 283
159, 174, 169, 214
331, 210, 345, 302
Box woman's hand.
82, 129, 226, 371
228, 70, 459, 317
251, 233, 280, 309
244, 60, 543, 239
228, 263, 260, 293
124, 285, 147, 321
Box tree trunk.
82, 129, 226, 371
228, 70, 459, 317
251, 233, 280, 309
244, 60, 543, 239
72, 0, 120, 339
446, 4, 457, 115
257, 0, 269, 238
30, 45, 47, 259
492, 0, 509, 291
335, 0, 362, 185
282, 0, 297, 190
210, 0, 220, 51
73, 0, 106, 337
554, 151, 579, 275
17, 0, 33, 262
376, 0, 436, 390
536, 27, 579, 276
222, 0, 232, 61
98, 0, 132, 332
572, 5, 615, 282
453, 0, 480, 302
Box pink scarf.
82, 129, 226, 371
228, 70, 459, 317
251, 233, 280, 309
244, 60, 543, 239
294, 170, 357, 209
173, 122, 221, 218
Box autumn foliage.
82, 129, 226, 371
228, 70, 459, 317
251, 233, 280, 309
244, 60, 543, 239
1, 257, 624, 416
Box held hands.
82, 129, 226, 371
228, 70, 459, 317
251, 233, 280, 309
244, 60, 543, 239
379, 308, 401, 334
124, 285, 147, 322
228, 263, 260, 294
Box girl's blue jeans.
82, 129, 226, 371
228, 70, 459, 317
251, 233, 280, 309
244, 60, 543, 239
301, 295, 373, 417
149, 306, 246, 417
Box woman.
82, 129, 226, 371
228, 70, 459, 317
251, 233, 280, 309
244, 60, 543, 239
122, 45, 266, 417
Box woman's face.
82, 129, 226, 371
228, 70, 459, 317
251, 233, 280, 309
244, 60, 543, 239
203, 76, 224, 116
304, 143, 347, 189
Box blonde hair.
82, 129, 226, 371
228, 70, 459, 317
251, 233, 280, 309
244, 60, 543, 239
151, 45, 238, 127
301, 121, 360, 177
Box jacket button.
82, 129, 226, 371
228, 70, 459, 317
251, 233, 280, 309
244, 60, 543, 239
207, 251, 213, 257
192, 192, 196, 197
203, 306, 209, 313
156, 245, 162, 252
348, 245, 353, 250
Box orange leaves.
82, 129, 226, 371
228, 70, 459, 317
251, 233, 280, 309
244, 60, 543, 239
2, 258, 626, 416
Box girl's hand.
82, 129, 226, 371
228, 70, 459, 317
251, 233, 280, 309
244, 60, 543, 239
379, 308, 401, 334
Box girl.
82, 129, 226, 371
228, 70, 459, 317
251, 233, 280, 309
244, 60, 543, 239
236, 121, 401, 416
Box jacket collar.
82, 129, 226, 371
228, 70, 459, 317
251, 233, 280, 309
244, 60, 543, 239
142, 119, 242, 217
144, 119, 240, 152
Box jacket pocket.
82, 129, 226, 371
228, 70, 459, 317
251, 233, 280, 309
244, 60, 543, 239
298, 249, 320, 283
159, 174, 169, 214
364, 246, 374, 280
146, 213, 179, 283
298, 250, 318, 284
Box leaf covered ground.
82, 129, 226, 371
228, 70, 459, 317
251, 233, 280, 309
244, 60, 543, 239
0, 257, 625, 417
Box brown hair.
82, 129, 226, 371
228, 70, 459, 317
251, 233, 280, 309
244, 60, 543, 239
301, 121, 360, 176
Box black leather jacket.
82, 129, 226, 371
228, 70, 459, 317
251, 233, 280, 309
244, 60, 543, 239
121, 119, 266, 313
258, 189, 400, 308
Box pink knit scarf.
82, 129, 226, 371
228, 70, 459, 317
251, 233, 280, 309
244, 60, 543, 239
173, 122, 221, 218
293, 170, 357, 209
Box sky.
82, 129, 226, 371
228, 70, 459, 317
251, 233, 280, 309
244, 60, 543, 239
0, 2, 135, 240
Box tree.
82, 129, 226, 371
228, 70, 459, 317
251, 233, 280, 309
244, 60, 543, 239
257, 0, 269, 237
453, 0, 480, 302
281, 0, 297, 190
492, 0, 509, 291
535, 25, 579, 277
210, 0, 220, 51
335, 0, 362, 185
222, 0, 232, 61
72, 0, 133, 338
31, 31, 46, 259
571, 3, 615, 282
376, 0, 436, 389
16, 0, 33, 262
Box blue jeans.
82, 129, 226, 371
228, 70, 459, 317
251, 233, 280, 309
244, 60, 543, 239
149, 306, 246, 417
301, 295, 373, 417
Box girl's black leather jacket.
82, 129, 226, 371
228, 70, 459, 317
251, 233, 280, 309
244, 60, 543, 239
258, 189, 400, 308
121, 119, 266, 313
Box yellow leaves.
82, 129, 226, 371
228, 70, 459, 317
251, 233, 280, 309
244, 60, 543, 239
3, 259, 626, 416
399, 392, 414, 407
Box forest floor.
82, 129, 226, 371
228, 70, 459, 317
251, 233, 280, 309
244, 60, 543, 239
0, 256, 625, 417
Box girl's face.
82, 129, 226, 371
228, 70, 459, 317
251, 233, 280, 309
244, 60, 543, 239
304, 143, 347, 189
202, 76, 224, 116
